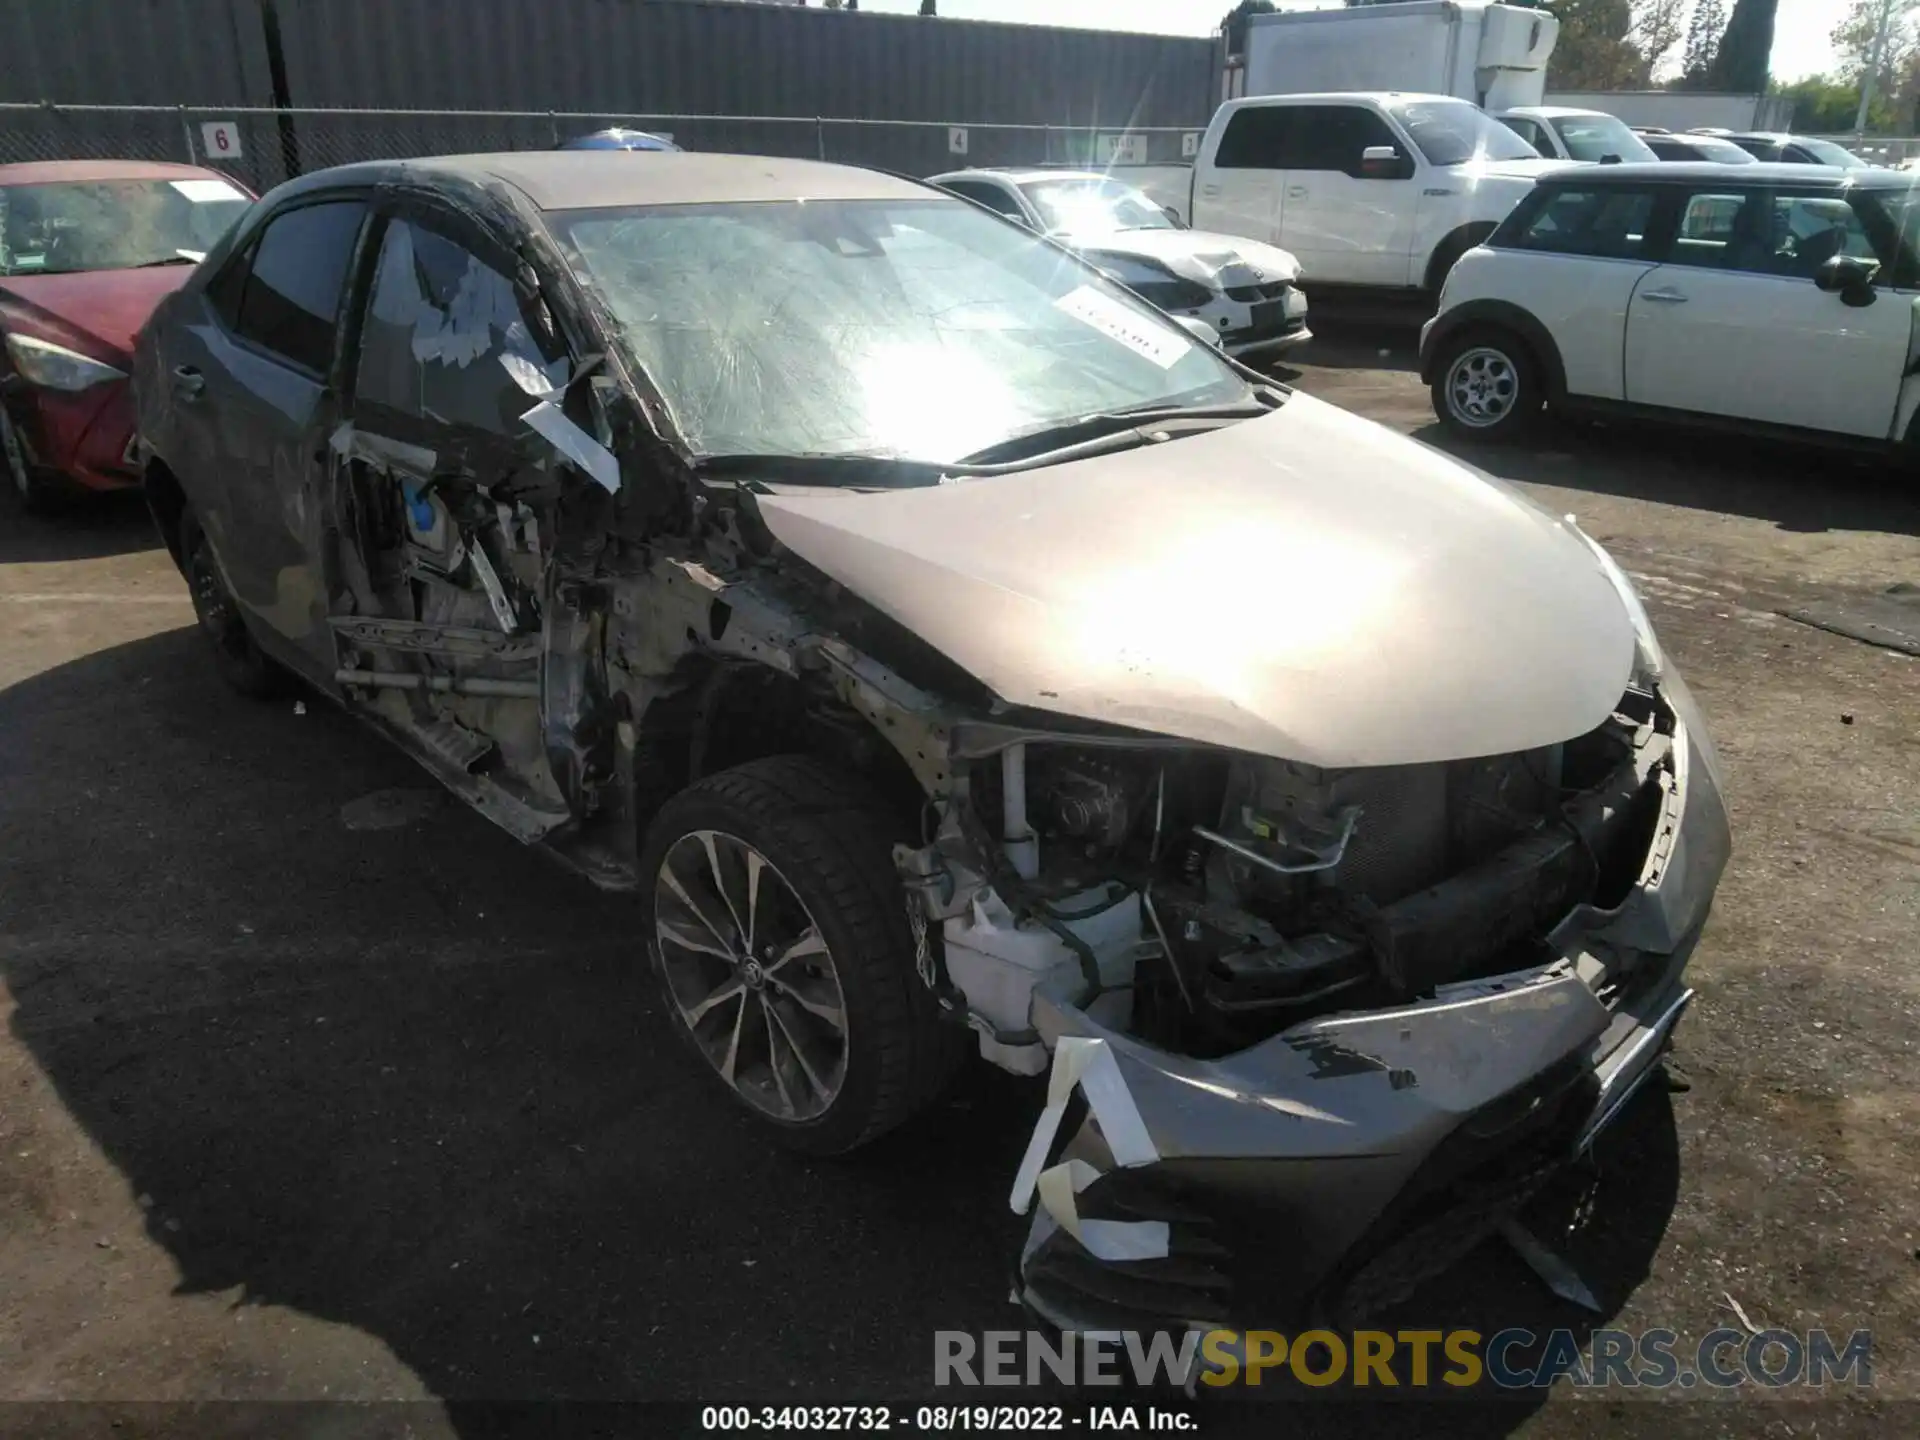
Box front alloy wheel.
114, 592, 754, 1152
640, 756, 965, 1155
655, 829, 850, 1123
1432, 330, 1540, 441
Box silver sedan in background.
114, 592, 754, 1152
930, 167, 1310, 359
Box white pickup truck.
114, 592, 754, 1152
1167, 92, 1571, 299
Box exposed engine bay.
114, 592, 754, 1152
902, 692, 1673, 1074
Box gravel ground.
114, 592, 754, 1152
2, 325, 1916, 1437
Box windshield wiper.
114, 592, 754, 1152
130, 255, 198, 268
955, 395, 1280, 466
694, 393, 1285, 488
694, 452, 954, 488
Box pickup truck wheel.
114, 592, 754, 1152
1431, 328, 1541, 442
180, 510, 281, 698
639, 755, 965, 1156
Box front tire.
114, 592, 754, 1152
1431, 328, 1541, 442
1, 405, 65, 514
180, 510, 281, 698
639, 756, 965, 1156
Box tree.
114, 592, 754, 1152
1680, 0, 1725, 86
1220, 0, 1276, 57
1548, 0, 1681, 90
1829, 0, 1920, 128
918, 0, 935, 13
1631, 0, 1687, 76
1707, 0, 1779, 91
1776, 72, 1895, 131
1552, 0, 1646, 89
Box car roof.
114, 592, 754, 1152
267, 151, 936, 212
1499, 106, 1614, 119
1534, 160, 1910, 190
931, 168, 1108, 187
1218, 90, 1457, 110
0, 159, 240, 187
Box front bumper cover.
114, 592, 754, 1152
0, 376, 141, 491
1172, 285, 1311, 359
1011, 675, 1730, 1333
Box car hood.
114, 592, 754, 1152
756, 393, 1636, 768
0, 266, 194, 363
1059, 228, 1301, 288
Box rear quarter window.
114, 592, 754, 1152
1493, 187, 1656, 259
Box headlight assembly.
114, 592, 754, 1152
1569, 517, 1663, 684
4, 333, 126, 392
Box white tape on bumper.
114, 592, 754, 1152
1035, 1158, 1170, 1262
1009, 1036, 1160, 1216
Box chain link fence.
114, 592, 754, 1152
0, 102, 1205, 194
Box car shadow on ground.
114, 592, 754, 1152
1273, 321, 1422, 377
1, 629, 1679, 1432
0, 486, 159, 563
1419, 416, 1920, 545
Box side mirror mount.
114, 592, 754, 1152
1816, 252, 1880, 307
1599, 152, 1623, 165
1174, 314, 1225, 349
1358, 144, 1412, 180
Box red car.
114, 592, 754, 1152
1, 159, 252, 511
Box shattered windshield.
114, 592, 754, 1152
0, 178, 250, 276
1020, 178, 1175, 233
550, 198, 1247, 466
1389, 100, 1541, 166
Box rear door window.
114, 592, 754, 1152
1506, 187, 1658, 259
1214, 106, 1295, 169
229, 200, 367, 375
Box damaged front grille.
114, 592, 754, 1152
1223, 280, 1294, 302
1317, 1055, 1600, 1327
947, 694, 1674, 1065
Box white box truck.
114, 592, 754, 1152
1241, 1, 1560, 111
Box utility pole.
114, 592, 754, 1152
1856, 0, 1901, 138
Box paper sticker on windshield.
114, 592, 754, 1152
1053, 285, 1187, 369
170, 178, 246, 204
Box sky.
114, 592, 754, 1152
845, 0, 1843, 85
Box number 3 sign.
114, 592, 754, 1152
200, 122, 242, 159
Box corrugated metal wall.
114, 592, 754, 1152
0, 0, 276, 173
270, 0, 1210, 128
0, 0, 272, 106
3, 0, 1217, 183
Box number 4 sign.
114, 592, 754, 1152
200, 121, 242, 159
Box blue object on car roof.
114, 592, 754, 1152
557, 128, 681, 152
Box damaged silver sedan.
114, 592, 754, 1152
132, 152, 1730, 1331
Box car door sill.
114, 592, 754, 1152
1558, 397, 1897, 457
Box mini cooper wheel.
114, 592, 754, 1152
1432, 329, 1541, 442
639, 756, 964, 1155
180, 511, 280, 698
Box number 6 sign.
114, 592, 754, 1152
200, 122, 242, 159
